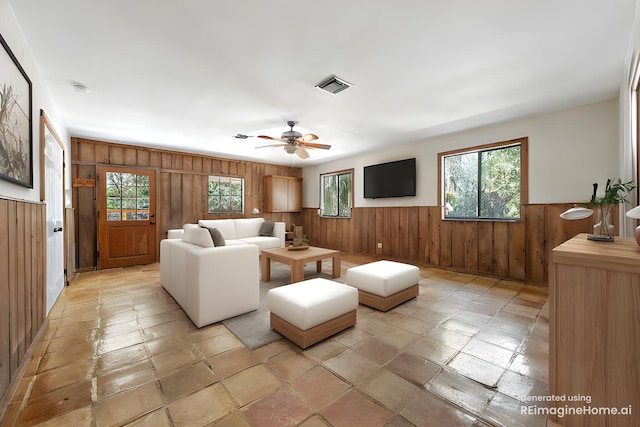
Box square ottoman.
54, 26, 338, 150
346, 260, 420, 311
267, 278, 358, 349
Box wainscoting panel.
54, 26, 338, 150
71, 138, 303, 270
303, 204, 601, 283
0, 198, 46, 401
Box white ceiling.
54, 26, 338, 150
9, 0, 638, 166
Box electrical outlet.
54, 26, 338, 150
377, 242, 383, 249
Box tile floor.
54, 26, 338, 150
1, 254, 550, 427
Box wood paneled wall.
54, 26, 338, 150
71, 138, 303, 270
303, 204, 610, 284
71, 138, 609, 283
0, 199, 46, 400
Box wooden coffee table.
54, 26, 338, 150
261, 246, 341, 284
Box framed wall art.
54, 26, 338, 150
0, 32, 33, 188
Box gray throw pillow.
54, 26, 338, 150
202, 226, 225, 246
260, 221, 275, 236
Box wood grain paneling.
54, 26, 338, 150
0, 200, 9, 396
477, 221, 493, 274
525, 205, 546, 283
71, 138, 303, 270
71, 139, 598, 283
302, 203, 600, 283
0, 199, 46, 400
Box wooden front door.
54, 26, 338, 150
97, 166, 156, 269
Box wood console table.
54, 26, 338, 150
549, 234, 640, 426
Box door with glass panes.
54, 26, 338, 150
97, 166, 156, 269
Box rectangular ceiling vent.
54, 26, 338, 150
315, 75, 352, 94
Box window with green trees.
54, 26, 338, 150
320, 169, 353, 218
208, 175, 244, 214
106, 172, 150, 221
440, 138, 527, 220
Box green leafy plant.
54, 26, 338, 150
588, 178, 636, 206
585, 178, 636, 238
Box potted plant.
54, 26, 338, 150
587, 178, 636, 241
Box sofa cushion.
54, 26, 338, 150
267, 278, 358, 330
260, 221, 275, 236
224, 239, 248, 246
346, 260, 420, 297
199, 220, 236, 240
238, 236, 281, 251
235, 218, 265, 239
182, 227, 214, 248
202, 226, 226, 247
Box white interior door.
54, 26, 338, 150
45, 126, 64, 315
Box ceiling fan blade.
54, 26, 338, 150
299, 133, 319, 142
296, 146, 310, 159
300, 142, 331, 150
257, 135, 287, 142
255, 143, 287, 149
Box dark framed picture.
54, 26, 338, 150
0, 32, 33, 188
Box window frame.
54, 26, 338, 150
207, 175, 245, 215
320, 168, 354, 219
438, 137, 529, 221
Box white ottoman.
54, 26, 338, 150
346, 260, 420, 311
267, 278, 358, 349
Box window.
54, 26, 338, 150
440, 138, 528, 220
208, 175, 244, 214
106, 172, 150, 221
320, 169, 353, 218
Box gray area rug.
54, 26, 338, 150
222, 263, 333, 349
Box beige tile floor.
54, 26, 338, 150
1, 254, 550, 426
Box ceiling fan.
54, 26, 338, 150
255, 121, 331, 159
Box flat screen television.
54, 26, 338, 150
364, 158, 416, 198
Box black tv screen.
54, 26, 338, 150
364, 158, 416, 198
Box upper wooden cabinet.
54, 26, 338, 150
264, 175, 302, 212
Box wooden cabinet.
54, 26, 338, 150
549, 234, 639, 426
264, 175, 302, 212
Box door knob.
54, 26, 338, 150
53, 227, 63, 232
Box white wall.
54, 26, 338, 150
0, 0, 70, 204
303, 99, 619, 208
2, 0, 71, 316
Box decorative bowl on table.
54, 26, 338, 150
287, 244, 310, 251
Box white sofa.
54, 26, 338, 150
168, 218, 285, 251
160, 226, 260, 327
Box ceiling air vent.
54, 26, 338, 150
315, 75, 352, 94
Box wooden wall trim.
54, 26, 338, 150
302, 203, 601, 284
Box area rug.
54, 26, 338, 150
222, 263, 333, 349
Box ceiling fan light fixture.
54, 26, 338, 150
284, 145, 298, 154
315, 74, 352, 94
